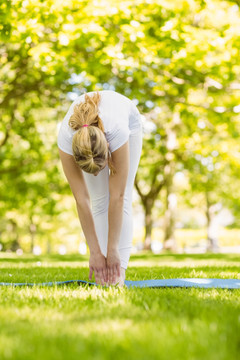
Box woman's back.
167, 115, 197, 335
57, 90, 142, 154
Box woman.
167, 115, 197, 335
57, 90, 143, 287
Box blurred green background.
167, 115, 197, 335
1, 0, 240, 256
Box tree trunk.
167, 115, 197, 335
205, 192, 220, 252
134, 175, 164, 252
134, 111, 181, 252
9, 220, 20, 252
205, 191, 211, 245
162, 179, 177, 251
47, 239, 51, 254
143, 199, 154, 250
162, 155, 176, 250
29, 218, 37, 253
162, 114, 179, 251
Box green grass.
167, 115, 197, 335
0, 253, 239, 360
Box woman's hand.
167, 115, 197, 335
106, 248, 121, 285
89, 251, 108, 286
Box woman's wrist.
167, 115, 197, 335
107, 246, 118, 254
89, 244, 102, 255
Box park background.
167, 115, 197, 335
1, 2, 240, 360
1, 0, 240, 256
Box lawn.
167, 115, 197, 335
0, 252, 239, 360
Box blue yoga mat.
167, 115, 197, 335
0, 278, 240, 289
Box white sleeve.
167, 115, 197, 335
57, 123, 74, 155
106, 126, 130, 153
129, 100, 143, 127
57, 97, 84, 155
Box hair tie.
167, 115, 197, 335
81, 124, 89, 128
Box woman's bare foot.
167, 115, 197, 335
106, 267, 126, 287
118, 267, 126, 287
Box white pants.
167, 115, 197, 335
82, 127, 143, 269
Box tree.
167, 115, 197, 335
0, 0, 239, 253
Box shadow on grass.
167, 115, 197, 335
129, 252, 240, 262
0, 252, 239, 264
0, 254, 88, 263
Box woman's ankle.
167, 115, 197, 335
120, 267, 126, 281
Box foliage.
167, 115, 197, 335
0, 0, 240, 251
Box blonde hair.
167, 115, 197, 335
68, 91, 116, 175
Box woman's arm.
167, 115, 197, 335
58, 148, 107, 284
108, 141, 129, 252
107, 199, 124, 251
106, 141, 129, 284
76, 201, 101, 254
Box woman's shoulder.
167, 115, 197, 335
74, 90, 132, 106
99, 90, 133, 110
99, 90, 131, 100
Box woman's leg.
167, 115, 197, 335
118, 127, 143, 271
82, 165, 109, 259
82, 127, 142, 282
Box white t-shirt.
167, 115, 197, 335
57, 90, 142, 154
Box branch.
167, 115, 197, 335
0, 112, 14, 148
134, 173, 146, 202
